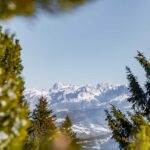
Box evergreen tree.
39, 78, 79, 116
106, 51, 150, 149
25, 96, 56, 150
127, 124, 150, 150
0, 27, 30, 149
31, 96, 56, 137
58, 114, 82, 150
0, 0, 89, 20
135, 51, 150, 116
126, 66, 146, 112
105, 106, 133, 149
61, 115, 72, 130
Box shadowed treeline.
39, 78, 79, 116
0, 0, 92, 20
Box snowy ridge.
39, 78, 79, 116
25, 83, 130, 150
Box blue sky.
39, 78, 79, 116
1, 0, 150, 89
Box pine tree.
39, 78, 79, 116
0, 0, 89, 20
25, 96, 56, 150
135, 51, 150, 116
0, 27, 30, 149
58, 114, 82, 150
126, 66, 146, 112
127, 124, 150, 150
31, 96, 56, 137
106, 51, 150, 149
61, 115, 72, 130
105, 106, 133, 149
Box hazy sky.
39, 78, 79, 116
1, 0, 150, 89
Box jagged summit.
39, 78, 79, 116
52, 82, 66, 90
25, 83, 128, 104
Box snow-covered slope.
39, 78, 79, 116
25, 83, 130, 150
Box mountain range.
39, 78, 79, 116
24, 83, 131, 150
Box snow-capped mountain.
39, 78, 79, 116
24, 83, 130, 150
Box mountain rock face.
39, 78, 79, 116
24, 83, 130, 150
